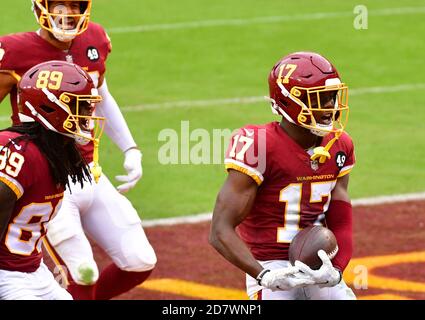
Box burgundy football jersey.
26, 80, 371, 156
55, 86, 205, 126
0, 22, 111, 162
0, 131, 64, 272
224, 122, 355, 261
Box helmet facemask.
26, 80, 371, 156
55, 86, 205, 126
58, 91, 105, 183
32, 0, 91, 42
276, 78, 349, 137
59, 91, 105, 146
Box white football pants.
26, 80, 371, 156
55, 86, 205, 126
45, 172, 157, 285
0, 262, 72, 300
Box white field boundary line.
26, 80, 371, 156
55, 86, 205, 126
142, 191, 425, 227
120, 83, 425, 112
0, 83, 424, 122
108, 6, 425, 34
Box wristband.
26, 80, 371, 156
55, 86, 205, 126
256, 269, 271, 286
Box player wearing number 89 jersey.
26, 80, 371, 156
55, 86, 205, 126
0, 0, 156, 300
210, 52, 356, 300
0, 60, 102, 299
0, 132, 64, 270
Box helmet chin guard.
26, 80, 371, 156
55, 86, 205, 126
310, 124, 333, 137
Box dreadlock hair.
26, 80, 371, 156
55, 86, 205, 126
2, 122, 92, 190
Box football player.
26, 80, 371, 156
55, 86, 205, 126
209, 52, 356, 300
0, 60, 103, 300
0, 0, 157, 299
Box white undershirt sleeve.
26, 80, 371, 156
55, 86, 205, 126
96, 79, 137, 152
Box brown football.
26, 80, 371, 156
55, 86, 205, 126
288, 225, 338, 270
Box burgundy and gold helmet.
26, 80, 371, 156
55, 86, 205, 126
17, 60, 104, 145
32, 0, 92, 41
268, 52, 349, 137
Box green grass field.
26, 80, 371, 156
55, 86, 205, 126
1, 0, 424, 219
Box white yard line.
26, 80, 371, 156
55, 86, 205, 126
143, 191, 425, 227
0, 82, 424, 122
351, 192, 425, 206
142, 213, 213, 227
123, 96, 267, 112
108, 6, 425, 34
120, 83, 425, 112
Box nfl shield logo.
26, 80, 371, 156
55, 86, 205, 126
310, 159, 319, 171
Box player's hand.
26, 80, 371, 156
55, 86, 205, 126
294, 250, 342, 288
259, 267, 315, 291
115, 148, 143, 193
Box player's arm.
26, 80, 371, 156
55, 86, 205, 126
0, 72, 17, 103
326, 173, 353, 271
294, 174, 352, 287
95, 76, 142, 193
0, 180, 16, 240
330, 173, 351, 202
209, 169, 261, 278
210, 170, 314, 290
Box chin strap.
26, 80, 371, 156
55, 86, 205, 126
90, 138, 102, 183
310, 133, 341, 164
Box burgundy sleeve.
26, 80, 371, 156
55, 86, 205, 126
338, 133, 356, 178
98, 25, 112, 60
224, 126, 267, 186
87, 23, 112, 66
0, 36, 16, 71
325, 199, 353, 272
0, 33, 38, 76
0, 137, 35, 199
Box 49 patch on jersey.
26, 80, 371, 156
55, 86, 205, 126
335, 151, 347, 169
86, 47, 99, 61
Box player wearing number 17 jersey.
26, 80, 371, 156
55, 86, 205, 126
0, 60, 104, 299
210, 52, 356, 300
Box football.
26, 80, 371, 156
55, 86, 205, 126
288, 225, 338, 270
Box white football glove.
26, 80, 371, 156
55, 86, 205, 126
294, 250, 342, 288
258, 266, 315, 291
115, 148, 143, 193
